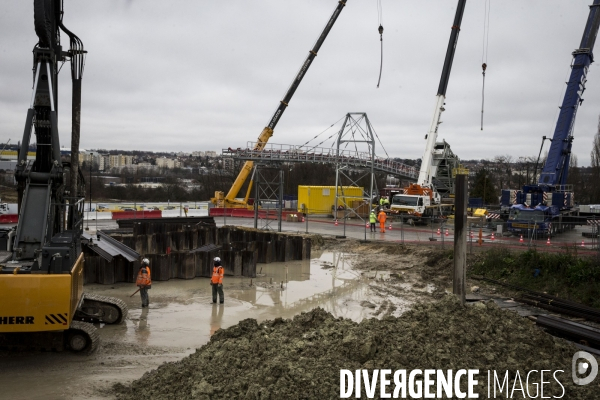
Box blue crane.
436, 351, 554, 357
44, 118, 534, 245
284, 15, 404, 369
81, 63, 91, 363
538, 0, 600, 189
505, 0, 600, 236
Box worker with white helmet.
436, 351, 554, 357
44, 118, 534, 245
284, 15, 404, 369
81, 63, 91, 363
210, 256, 224, 304
136, 257, 152, 307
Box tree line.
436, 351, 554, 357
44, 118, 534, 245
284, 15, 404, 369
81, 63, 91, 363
469, 116, 600, 205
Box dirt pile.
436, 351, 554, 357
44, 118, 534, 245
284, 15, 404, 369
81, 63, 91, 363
113, 296, 597, 399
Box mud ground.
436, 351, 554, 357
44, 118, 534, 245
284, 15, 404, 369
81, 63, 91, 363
114, 298, 596, 399
0, 238, 448, 399
1, 237, 598, 399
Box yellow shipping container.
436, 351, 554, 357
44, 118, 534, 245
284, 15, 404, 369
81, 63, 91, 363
297, 186, 364, 215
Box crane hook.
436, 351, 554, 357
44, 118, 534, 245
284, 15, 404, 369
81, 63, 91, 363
481, 63, 487, 130
377, 25, 384, 88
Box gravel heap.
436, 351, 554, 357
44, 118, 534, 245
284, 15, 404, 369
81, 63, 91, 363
114, 296, 598, 399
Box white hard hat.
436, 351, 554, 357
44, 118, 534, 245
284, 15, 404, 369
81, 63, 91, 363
213, 257, 221, 262
142, 258, 149, 265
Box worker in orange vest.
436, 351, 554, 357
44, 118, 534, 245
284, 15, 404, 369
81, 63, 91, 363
136, 258, 152, 307
377, 208, 387, 233
211, 256, 224, 304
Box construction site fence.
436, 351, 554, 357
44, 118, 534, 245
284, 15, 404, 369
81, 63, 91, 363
239, 212, 600, 257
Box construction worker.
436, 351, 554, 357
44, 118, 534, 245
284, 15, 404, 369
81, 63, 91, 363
383, 197, 390, 208
369, 210, 377, 232
136, 258, 152, 307
211, 256, 224, 304
378, 208, 387, 233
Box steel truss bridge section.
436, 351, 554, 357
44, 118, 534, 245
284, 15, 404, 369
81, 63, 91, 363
222, 144, 418, 181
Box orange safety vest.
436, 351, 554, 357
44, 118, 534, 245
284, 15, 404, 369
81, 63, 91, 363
136, 266, 151, 287
211, 266, 224, 284
378, 211, 387, 223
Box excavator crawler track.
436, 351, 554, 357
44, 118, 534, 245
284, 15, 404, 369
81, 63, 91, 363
67, 320, 99, 354
75, 293, 128, 325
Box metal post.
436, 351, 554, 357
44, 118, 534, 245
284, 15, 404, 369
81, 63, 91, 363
343, 207, 347, 237
469, 223, 473, 254
400, 215, 404, 244
278, 169, 283, 232
253, 167, 259, 229
86, 152, 93, 230
441, 220, 445, 249
224, 200, 227, 227
453, 173, 467, 305
431, 218, 434, 240
305, 207, 308, 234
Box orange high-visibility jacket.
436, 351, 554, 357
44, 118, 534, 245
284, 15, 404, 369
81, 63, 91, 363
211, 266, 224, 284
378, 211, 387, 223
136, 266, 151, 287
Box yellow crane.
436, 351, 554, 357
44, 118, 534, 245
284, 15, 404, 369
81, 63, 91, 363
212, 0, 348, 209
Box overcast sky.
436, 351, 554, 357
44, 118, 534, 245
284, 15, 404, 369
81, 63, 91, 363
1, 1, 600, 166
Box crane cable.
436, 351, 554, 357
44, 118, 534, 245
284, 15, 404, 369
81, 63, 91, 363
481, 0, 491, 130
376, 0, 384, 88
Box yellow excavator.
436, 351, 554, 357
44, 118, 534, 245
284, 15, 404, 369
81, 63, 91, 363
212, 0, 348, 209
0, 0, 127, 353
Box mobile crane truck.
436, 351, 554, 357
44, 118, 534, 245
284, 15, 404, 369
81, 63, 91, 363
0, 0, 127, 353
504, 0, 600, 237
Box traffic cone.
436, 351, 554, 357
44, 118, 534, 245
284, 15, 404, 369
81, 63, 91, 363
546, 236, 551, 245
581, 240, 585, 247
445, 229, 449, 236
519, 235, 523, 243
388, 224, 392, 230
334, 220, 338, 226
437, 228, 440, 236
491, 233, 495, 241
470, 231, 474, 239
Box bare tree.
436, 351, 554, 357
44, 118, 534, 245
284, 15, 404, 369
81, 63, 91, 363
592, 115, 600, 168
493, 155, 514, 189
589, 115, 600, 202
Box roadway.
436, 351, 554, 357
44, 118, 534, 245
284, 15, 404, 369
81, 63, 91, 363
87, 214, 599, 254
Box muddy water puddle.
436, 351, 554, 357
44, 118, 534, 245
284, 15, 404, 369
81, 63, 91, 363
0, 251, 380, 400
0, 251, 436, 399
95, 251, 373, 350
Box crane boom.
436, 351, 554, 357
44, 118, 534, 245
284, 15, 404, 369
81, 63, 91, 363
417, 0, 466, 191
216, 0, 348, 208
393, 0, 466, 219
538, 0, 600, 187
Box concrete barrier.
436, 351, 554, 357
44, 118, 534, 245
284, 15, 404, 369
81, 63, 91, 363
0, 214, 18, 223
112, 210, 162, 220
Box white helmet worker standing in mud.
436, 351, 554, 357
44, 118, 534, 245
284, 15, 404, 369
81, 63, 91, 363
211, 257, 224, 304
136, 258, 152, 307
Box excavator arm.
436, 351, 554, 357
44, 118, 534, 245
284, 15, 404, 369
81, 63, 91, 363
213, 0, 347, 208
